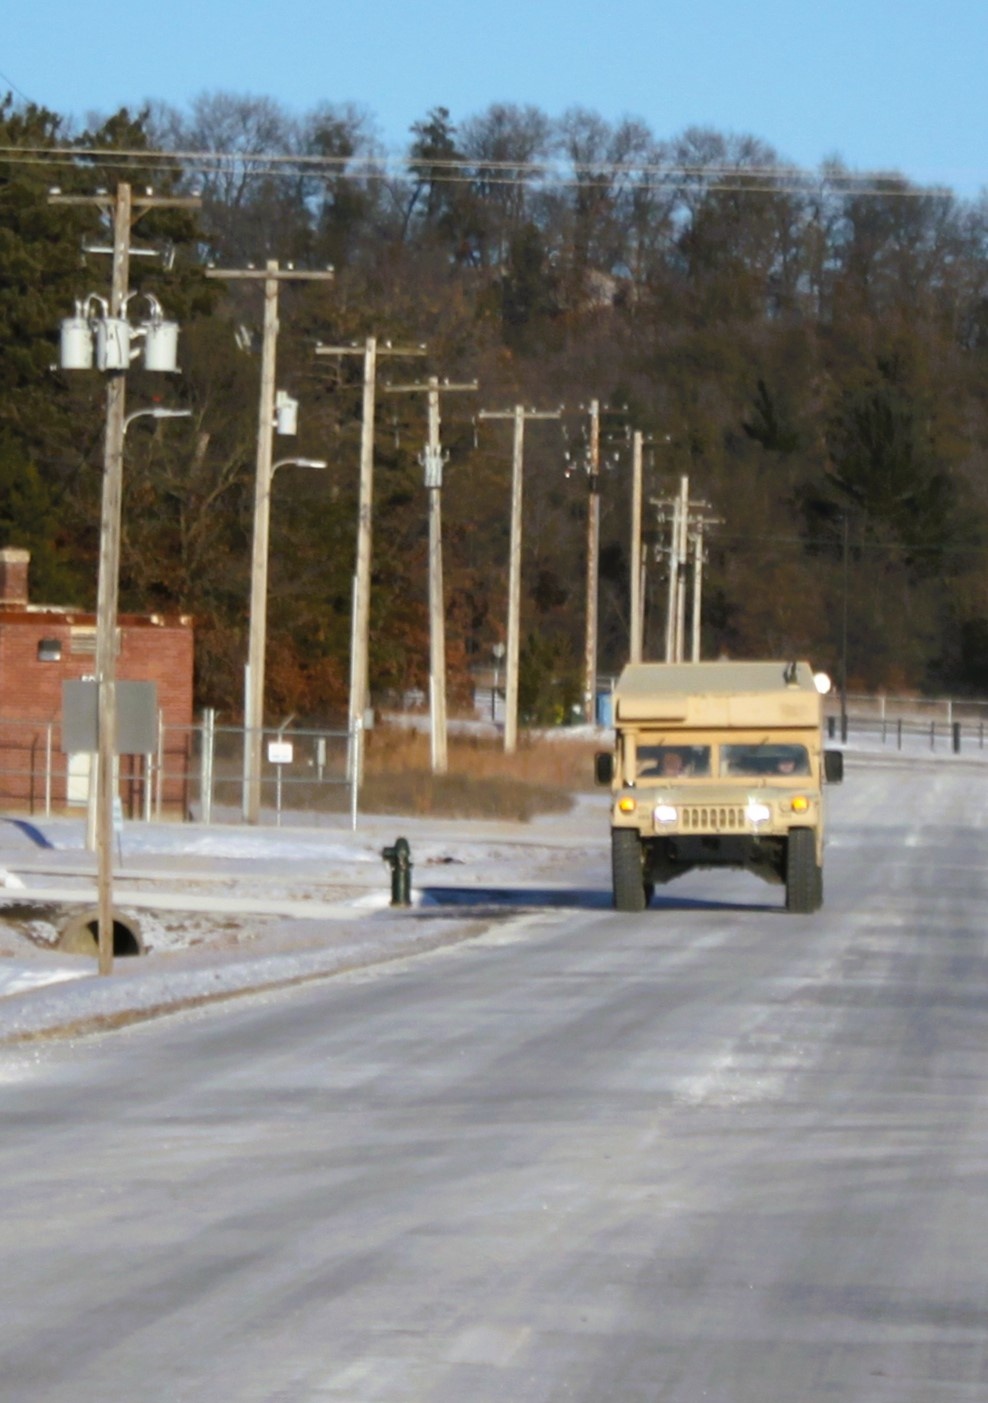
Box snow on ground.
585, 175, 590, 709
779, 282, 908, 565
0, 791, 611, 1041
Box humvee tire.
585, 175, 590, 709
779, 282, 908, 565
786, 828, 822, 914
612, 828, 647, 912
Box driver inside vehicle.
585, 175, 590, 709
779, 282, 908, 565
637, 745, 710, 779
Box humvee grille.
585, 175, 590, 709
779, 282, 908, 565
680, 805, 748, 831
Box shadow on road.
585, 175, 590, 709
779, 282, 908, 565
419, 885, 780, 915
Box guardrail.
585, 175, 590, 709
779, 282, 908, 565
825, 713, 985, 755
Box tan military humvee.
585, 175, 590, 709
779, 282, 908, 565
595, 660, 843, 913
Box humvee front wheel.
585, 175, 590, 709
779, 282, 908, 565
786, 829, 822, 914
612, 828, 647, 912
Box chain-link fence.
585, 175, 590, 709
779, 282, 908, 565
0, 711, 359, 825
172, 716, 358, 826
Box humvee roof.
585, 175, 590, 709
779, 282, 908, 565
613, 661, 819, 726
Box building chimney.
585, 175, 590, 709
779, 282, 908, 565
0, 548, 30, 609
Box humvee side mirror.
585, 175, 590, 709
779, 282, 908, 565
594, 751, 614, 785
824, 749, 844, 784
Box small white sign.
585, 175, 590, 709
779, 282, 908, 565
268, 740, 294, 765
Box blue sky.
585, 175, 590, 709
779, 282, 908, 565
4, 0, 986, 196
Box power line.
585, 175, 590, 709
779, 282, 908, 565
0, 142, 962, 199
0, 69, 36, 107
715, 532, 985, 556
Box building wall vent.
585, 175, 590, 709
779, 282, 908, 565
70, 627, 98, 656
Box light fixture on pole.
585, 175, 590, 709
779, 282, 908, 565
124, 407, 192, 433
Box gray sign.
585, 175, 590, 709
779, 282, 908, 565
62, 680, 159, 754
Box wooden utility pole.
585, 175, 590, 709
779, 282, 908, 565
386, 376, 477, 773
690, 517, 704, 663
659, 485, 681, 662
478, 405, 562, 752
653, 482, 718, 664
840, 512, 849, 742
51, 182, 198, 976
630, 430, 644, 664
674, 474, 690, 663
688, 511, 721, 662
96, 184, 130, 978
206, 261, 334, 824
316, 339, 425, 786
583, 399, 601, 722
629, 432, 673, 663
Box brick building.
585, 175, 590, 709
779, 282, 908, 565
0, 548, 194, 811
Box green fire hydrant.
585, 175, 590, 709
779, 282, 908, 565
381, 836, 412, 906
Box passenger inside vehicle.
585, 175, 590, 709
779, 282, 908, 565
722, 744, 810, 776
637, 745, 711, 778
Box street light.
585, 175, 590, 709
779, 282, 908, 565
243, 456, 327, 824
272, 457, 327, 473
124, 406, 192, 434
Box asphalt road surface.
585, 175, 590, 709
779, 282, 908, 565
2, 758, 988, 1402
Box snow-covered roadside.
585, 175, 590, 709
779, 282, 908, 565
0, 911, 502, 1043
0, 795, 611, 1042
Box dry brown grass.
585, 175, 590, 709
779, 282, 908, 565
358, 727, 600, 821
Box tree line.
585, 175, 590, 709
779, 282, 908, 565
2, 91, 988, 722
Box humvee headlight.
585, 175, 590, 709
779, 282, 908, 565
745, 801, 772, 824
654, 804, 678, 824
618, 796, 637, 814
791, 795, 810, 813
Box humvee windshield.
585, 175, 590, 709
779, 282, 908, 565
636, 745, 711, 779
721, 743, 810, 776
635, 742, 811, 780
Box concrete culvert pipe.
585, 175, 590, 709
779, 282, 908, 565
57, 908, 144, 958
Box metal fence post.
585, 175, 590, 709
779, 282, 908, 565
350, 718, 361, 831
155, 711, 165, 819
44, 722, 53, 818
953, 721, 961, 754
200, 708, 215, 825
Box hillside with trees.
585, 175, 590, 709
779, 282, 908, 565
3, 92, 988, 720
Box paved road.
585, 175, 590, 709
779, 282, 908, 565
2, 761, 988, 1401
